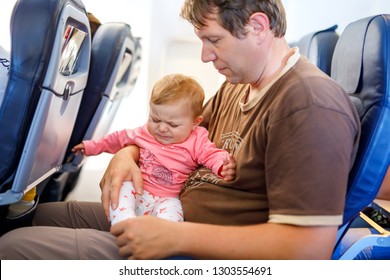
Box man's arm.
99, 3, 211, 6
100, 145, 142, 219
111, 215, 338, 260
377, 167, 390, 200
177, 222, 337, 259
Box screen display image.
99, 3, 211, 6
59, 25, 87, 75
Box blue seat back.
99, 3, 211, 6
125, 37, 142, 97
298, 25, 339, 75
65, 22, 137, 168
0, 0, 91, 205
331, 15, 390, 241
39, 22, 142, 202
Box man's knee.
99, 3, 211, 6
0, 227, 32, 259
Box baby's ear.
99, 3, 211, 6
194, 115, 203, 126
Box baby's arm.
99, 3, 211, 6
71, 143, 85, 155
219, 154, 236, 181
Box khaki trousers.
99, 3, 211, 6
0, 201, 125, 259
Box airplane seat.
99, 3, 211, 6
330, 14, 390, 259
0, 0, 91, 228
125, 37, 142, 97
40, 22, 140, 202
297, 25, 339, 75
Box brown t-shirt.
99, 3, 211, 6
180, 56, 360, 226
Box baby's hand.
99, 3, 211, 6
221, 154, 236, 181
71, 143, 85, 155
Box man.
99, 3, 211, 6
103, 0, 360, 259
0, 0, 360, 260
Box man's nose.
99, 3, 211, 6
201, 44, 216, 63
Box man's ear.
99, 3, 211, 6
193, 115, 204, 129
249, 12, 270, 36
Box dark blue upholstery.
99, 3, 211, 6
0, 0, 91, 205
331, 15, 390, 258
297, 25, 339, 75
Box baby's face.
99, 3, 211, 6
147, 98, 197, 145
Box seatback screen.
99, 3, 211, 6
59, 25, 87, 75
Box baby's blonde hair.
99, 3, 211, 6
150, 74, 205, 118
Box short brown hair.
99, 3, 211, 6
150, 74, 205, 118
180, 0, 286, 38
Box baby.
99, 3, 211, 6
73, 73, 236, 224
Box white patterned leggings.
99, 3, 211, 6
109, 181, 183, 224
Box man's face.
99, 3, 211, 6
194, 15, 262, 85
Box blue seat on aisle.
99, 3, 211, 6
330, 14, 390, 259
0, 0, 91, 224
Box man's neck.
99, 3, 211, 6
248, 38, 293, 101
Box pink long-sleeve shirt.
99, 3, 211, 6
83, 125, 229, 197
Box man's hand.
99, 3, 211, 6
100, 145, 143, 220
110, 216, 179, 260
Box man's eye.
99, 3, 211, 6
208, 38, 220, 44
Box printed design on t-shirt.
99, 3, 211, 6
140, 149, 173, 185
182, 166, 220, 190
182, 130, 243, 190
0, 57, 10, 71
220, 131, 242, 155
